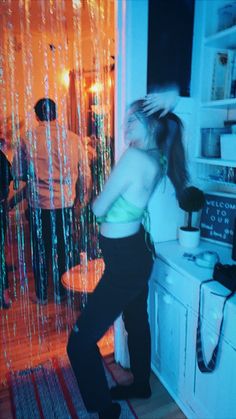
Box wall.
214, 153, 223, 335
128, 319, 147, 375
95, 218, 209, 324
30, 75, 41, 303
0, 29, 73, 136
115, 0, 148, 159
149, 99, 195, 242
115, 0, 196, 243
0, 1, 115, 137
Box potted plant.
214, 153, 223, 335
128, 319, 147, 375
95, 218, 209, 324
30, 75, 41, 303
178, 186, 205, 248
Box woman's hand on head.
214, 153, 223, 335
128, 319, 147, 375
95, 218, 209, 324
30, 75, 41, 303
143, 86, 180, 117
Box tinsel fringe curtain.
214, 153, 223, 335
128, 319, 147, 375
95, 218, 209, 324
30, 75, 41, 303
0, 0, 114, 380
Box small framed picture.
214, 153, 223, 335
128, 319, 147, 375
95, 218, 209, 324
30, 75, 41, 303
200, 191, 236, 247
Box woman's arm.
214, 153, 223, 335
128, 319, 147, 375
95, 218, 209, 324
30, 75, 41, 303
92, 149, 134, 218
143, 84, 180, 116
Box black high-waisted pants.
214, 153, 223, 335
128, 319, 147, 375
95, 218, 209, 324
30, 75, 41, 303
67, 226, 154, 413
29, 206, 75, 301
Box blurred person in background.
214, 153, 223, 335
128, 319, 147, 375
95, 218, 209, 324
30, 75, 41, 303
12, 98, 91, 305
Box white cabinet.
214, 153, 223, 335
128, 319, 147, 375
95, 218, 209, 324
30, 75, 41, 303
186, 309, 236, 419
149, 281, 188, 397
149, 240, 236, 419
192, 0, 236, 193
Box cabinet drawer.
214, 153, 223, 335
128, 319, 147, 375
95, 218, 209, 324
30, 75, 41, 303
151, 259, 236, 348
197, 285, 236, 349
151, 258, 194, 307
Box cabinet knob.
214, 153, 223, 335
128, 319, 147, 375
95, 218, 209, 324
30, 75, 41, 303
162, 293, 173, 305
164, 274, 173, 285
210, 310, 221, 320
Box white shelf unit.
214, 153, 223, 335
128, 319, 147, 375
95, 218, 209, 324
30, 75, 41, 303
194, 157, 236, 167
192, 0, 236, 194
204, 25, 236, 49
202, 98, 236, 108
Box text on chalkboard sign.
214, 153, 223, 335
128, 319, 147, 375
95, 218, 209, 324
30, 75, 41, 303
200, 192, 236, 245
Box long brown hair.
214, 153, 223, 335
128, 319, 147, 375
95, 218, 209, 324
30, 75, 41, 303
129, 100, 189, 199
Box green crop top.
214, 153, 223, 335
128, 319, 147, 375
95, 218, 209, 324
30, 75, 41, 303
96, 195, 156, 259
96, 195, 145, 224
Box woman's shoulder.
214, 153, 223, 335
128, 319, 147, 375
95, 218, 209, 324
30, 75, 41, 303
124, 147, 160, 171
122, 147, 153, 162
116, 149, 159, 185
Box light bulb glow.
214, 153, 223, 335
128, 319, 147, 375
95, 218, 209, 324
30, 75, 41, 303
61, 70, 70, 88
89, 81, 103, 93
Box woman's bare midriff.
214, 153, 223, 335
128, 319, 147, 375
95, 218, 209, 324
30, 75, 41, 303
100, 220, 142, 238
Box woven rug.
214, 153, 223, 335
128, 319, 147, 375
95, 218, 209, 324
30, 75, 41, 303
8, 356, 137, 419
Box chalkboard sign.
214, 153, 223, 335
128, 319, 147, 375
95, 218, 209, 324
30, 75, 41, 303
200, 192, 236, 246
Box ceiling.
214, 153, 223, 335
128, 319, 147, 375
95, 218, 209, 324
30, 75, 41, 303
0, 0, 114, 38
0, 0, 115, 72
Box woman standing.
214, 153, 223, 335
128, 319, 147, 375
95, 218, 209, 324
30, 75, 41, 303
67, 97, 188, 419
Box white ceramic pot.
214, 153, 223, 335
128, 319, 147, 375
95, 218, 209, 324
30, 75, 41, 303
178, 226, 200, 249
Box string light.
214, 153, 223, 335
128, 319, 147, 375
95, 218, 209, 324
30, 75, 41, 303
89, 81, 103, 93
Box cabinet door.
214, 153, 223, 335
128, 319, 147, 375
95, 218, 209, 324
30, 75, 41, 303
186, 310, 236, 419
150, 282, 188, 396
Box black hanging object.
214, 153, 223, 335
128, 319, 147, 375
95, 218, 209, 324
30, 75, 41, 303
232, 218, 236, 261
